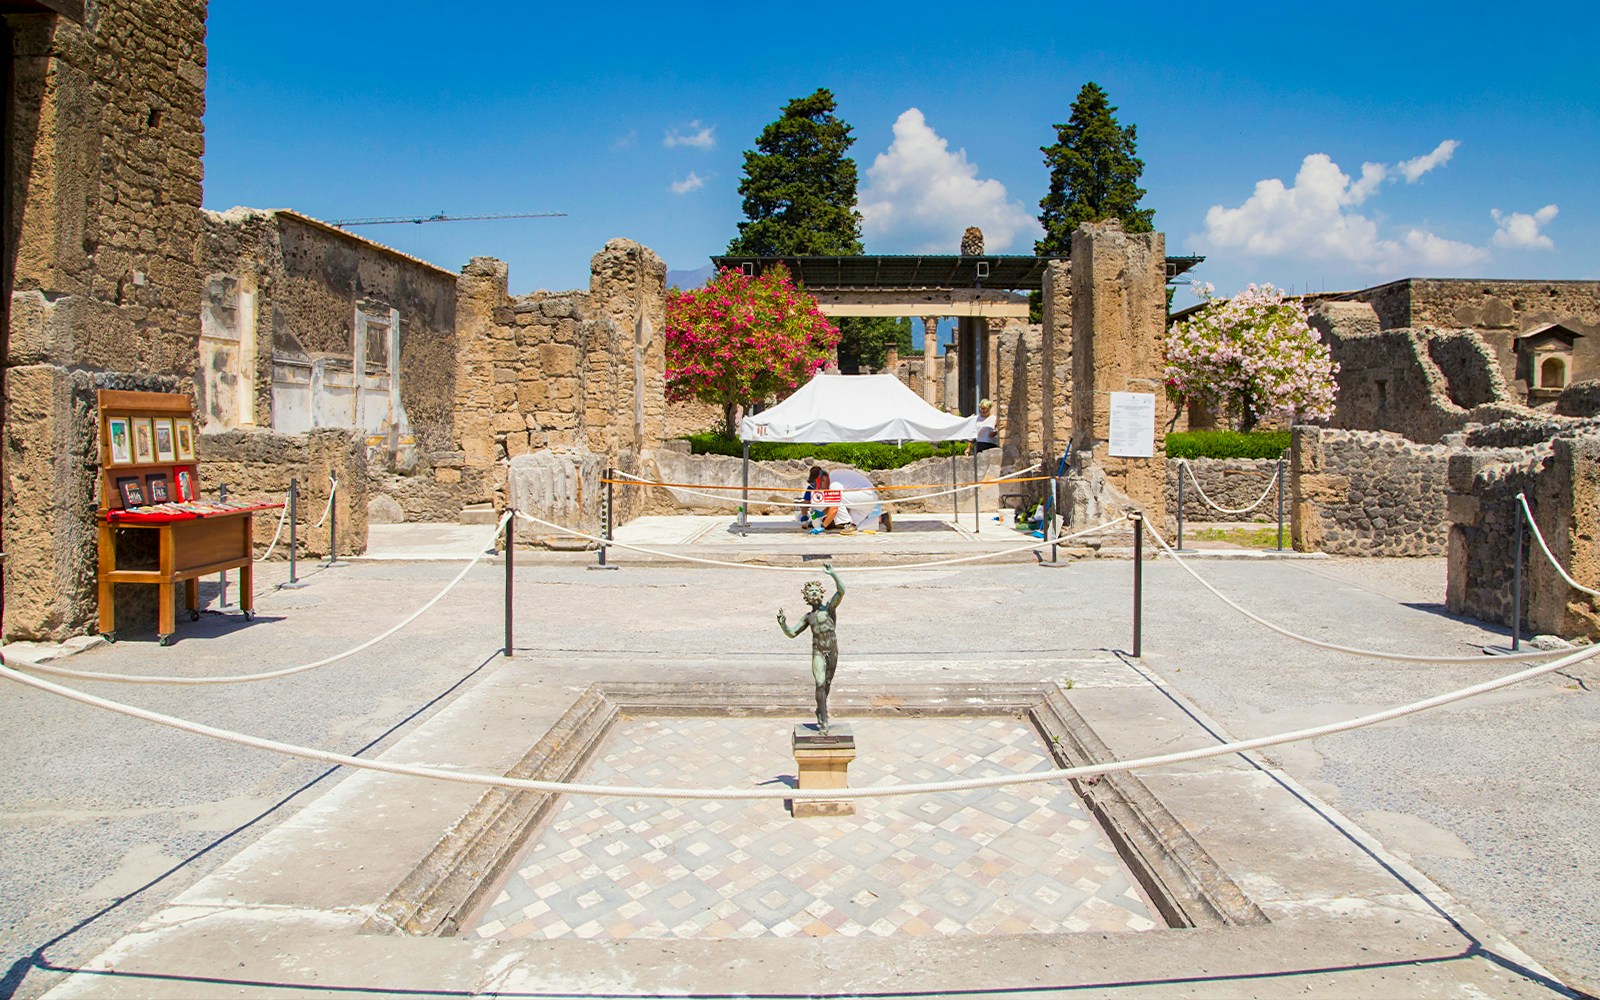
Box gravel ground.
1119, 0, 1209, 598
1, 553, 1595, 998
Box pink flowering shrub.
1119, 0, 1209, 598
1164, 282, 1338, 431
666, 265, 840, 438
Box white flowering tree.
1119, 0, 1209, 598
1164, 283, 1338, 431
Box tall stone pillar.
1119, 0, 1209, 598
958, 317, 981, 415
922, 316, 940, 404
1066, 221, 1170, 527
1038, 260, 1072, 466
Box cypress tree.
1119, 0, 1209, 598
1036, 82, 1154, 255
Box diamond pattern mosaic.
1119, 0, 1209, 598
469, 717, 1162, 940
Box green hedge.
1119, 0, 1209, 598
1164, 430, 1291, 460
684, 433, 964, 471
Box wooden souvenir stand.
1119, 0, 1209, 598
96, 390, 280, 645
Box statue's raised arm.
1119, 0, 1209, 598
824, 563, 844, 612
777, 607, 807, 639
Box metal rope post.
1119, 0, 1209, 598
1276, 458, 1286, 551
972, 449, 980, 532
504, 508, 515, 658
600, 467, 611, 568
1131, 510, 1144, 658
217, 483, 229, 609
739, 442, 749, 536
1176, 468, 1186, 552
1049, 477, 1059, 563
1513, 501, 1524, 652
280, 478, 305, 590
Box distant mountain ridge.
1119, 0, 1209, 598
665, 264, 714, 290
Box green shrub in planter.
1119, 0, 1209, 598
1164, 430, 1291, 460
684, 433, 964, 471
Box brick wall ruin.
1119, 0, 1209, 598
457, 241, 666, 539
3, 3, 208, 640
197, 428, 370, 560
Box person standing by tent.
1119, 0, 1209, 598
972, 399, 998, 453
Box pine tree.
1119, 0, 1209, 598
1035, 82, 1154, 255
726, 88, 863, 257
727, 89, 900, 369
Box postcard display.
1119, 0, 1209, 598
96, 390, 283, 644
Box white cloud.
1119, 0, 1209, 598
1201, 145, 1488, 273
664, 120, 715, 150
610, 130, 637, 151
858, 108, 1040, 252
1492, 204, 1559, 249
1397, 139, 1459, 182
669, 171, 705, 195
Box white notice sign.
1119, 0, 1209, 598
1108, 392, 1156, 458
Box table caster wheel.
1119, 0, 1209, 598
159, 634, 173, 647
189, 610, 201, 622
101, 631, 117, 644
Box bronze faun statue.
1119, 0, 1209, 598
778, 563, 845, 733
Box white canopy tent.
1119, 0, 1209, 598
739, 373, 977, 444
733, 374, 980, 534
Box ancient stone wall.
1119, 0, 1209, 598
1290, 427, 1452, 556
3, 3, 208, 640
1311, 301, 1527, 444
197, 428, 370, 559
1341, 278, 1600, 398
1555, 380, 1600, 418
1446, 426, 1600, 638
454, 242, 666, 532
1065, 222, 1168, 527
1165, 458, 1283, 524
996, 322, 1041, 468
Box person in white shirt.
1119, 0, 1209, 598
974, 399, 998, 453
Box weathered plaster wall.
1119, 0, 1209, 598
3, 3, 208, 640
1290, 427, 1451, 556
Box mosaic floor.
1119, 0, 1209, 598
469, 716, 1162, 940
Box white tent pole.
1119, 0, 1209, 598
972, 448, 980, 533
740, 442, 749, 536
949, 449, 958, 524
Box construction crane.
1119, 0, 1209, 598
329, 211, 566, 228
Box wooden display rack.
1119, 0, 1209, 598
95, 390, 281, 645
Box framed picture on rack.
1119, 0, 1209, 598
107, 417, 132, 465
146, 473, 170, 503
132, 418, 156, 464
115, 476, 146, 509
173, 465, 197, 502
175, 418, 196, 462
153, 417, 177, 463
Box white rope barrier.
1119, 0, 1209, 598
4, 640, 1594, 801
1518, 492, 1600, 599
1177, 459, 1281, 517
10, 515, 510, 686
311, 476, 337, 530
253, 494, 292, 562
514, 509, 1126, 573
609, 464, 1043, 510
1144, 518, 1577, 664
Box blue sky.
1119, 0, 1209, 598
203, 3, 1597, 311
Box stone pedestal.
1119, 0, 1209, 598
791, 723, 856, 818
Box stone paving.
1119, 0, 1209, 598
469, 716, 1161, 941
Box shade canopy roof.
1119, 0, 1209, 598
712, 254, 1205, 290
739, 373, 977, 443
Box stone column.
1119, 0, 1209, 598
1038, 260, 1072, 465
922, 316, 941, 404
1066, 221, 1170, 527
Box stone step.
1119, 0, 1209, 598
459, 503, 498, 525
